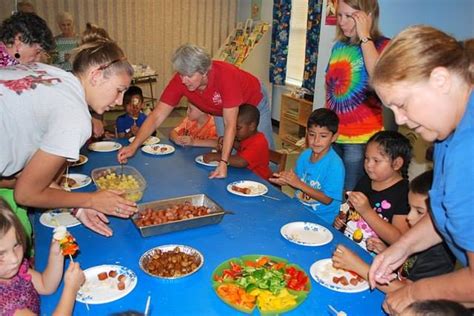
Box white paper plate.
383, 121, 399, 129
76, 264, 137, 304
141, 144, 175, 155
88, 141, 122, 152
280, 222, 333, 246
310, 258, 369, 293
62, 174, 92, 190
129, 136, 160, 146
70, 155, 88, 167
39, 209, 81, 228
227, 180, 268, 197
194, 155, 219, 167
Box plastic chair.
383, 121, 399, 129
269, 149, 288, 190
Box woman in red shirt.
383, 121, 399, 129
118, 43, 274, 178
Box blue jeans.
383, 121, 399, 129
214, 82, 275, 149
333, 143, 366, 191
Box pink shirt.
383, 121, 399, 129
0, 259, 40, 316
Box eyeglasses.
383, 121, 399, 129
98, 56, 127, 71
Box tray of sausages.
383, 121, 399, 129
132, 194, 229, 237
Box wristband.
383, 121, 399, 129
71, 208, 83, 218
360, 36, 373, 44
219, 159, 229, 166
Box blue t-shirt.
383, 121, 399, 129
294, 147, 345, 224
116, 112, 147, 134
430, 92, 474, 266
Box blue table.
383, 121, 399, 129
35, 139, 385, 315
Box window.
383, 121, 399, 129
285, 0, 308, 87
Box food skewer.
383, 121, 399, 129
64, 162, 70, 190
144, 295, 151, 316
53, 226, 79, 263
328, 304, 347, 316
262, 194, 280, 201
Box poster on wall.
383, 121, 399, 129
251, 0, 261, 21
325, 0, 337, 25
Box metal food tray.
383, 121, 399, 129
132, 194, 226, 237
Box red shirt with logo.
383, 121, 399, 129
160, 61, 262, 116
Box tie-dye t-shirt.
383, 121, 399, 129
325, 37, 390, 144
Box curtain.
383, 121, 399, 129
0, 0, 237, 96
269, 0, 291, 85
302, 0, 322, 92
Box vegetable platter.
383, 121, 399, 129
211, 255, 311, 315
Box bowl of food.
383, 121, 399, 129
91, 166, 146, 202
139, 244, 204, 279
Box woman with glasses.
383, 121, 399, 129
0, 30, 137, 237
118, 43, 274, 179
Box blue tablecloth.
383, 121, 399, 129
34, 139, 385, 315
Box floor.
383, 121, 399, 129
104, 107, 299, 197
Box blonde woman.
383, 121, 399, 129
53, 11, 80, 71
368, 26, 474, 314
325, 0, 389, 190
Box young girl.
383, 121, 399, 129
332, 170, 455, 293
333, 130, 412, 251
170, 103, 218, 147
0, 200, 85, 315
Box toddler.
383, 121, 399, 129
270, 108, 345, 224
203, 104, 272, 179
333, 131, 412, 251
170, 103, 218, 147
116, 86, 147, 138
332, 170, 455, 293
0, 200, 85, 315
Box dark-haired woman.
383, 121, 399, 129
0, 12, 54, 66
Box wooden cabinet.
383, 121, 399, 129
279, 94, 313, 148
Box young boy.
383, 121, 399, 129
270, 108, 344, 224
170, 103, 218, 147
332, 170, 455, 293
116, 86, 147, 138
203, 104, 272, 179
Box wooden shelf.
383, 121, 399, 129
279, 94, 313, 149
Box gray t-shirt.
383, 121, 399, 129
0, 63, 91, 177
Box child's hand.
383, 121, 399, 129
131, 125, 140, 136
333, 215, 346, 230
347, 191, 372, 216
332, 244, 365, 275
176, 135, 193, 146
269, 170, 298, 187
64, 262, 85, 293
366, 237, 387, 254
203, 152, 220, 163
